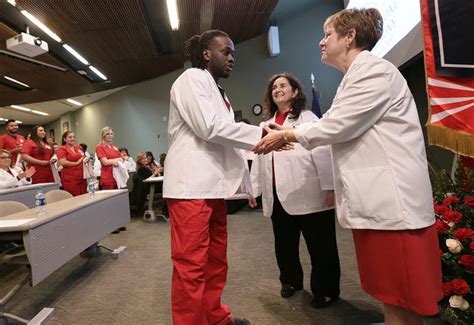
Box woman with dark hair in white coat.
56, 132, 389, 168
251, 73, 340, 308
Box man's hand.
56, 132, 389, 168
253, 128, 290, 154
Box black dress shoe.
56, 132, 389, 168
311, 295, 339, 308
280, 284, 302, 298
228, 317, 251, 325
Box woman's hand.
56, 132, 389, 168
325, 191, 335, 207
83, 157, 91, 164
49, 158, 57, 165
19, 166, 36, 179
248, 196, 257, 208
253, 128, 291, 154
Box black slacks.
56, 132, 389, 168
271, 188, 341, 297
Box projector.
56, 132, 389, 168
6, 32, 49, 57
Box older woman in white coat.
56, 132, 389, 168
254, 8, 442, 325
0, 149, 35, 189
251, 73, 340, 308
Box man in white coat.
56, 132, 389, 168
163, 30, 262, 325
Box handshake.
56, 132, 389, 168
253, 123, 295, 154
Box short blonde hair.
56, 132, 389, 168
136, 152, 148, 167
0, 149, 13, 168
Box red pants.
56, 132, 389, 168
167, 198, 232, 325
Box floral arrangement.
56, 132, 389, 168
433, 166, 473, 324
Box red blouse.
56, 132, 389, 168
96, 143, 121, 187
21, 139, 54, 184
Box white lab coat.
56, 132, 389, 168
295, 51, 434, 230
123, 157, 136, 172
163, 68, 262, 199
0, 166, 32, 189
251, 110, 334, 217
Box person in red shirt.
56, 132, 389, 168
21, 125, 55, 184
96, 126, 126, 233
0, 119, 25, 166
95, 126, 123, 190
57, 131, 90, 196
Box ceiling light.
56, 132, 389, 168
11, 104, 32, 112
31, 110, 49, 116
166, 0, 179, 30
6, 0, 16, 6
3, 75, 30, 88
16, 120, 22, 124
63, 44, 89, 65
21, 10, 62, 43
89, 66, 107, 80
0, 117, 5, 121
66, 98, 82, 106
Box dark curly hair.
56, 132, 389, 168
184, 30, 230, 69
30, 125, 48, 156
262, 73, 308, 121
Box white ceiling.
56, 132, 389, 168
0, 86, 126, 125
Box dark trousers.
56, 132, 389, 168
271, 189, 341, 298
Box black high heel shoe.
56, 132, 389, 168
311, 295, 339, 308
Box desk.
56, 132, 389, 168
142, 176, 167, 222
0, 189, 130, 286
0, 182, 60, 208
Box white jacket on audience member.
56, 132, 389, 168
251, 110, 334, 217
0, 166, 32, 189
163, 68, 262, 199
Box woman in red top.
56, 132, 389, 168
21, 125, 55, 184
57, 131, 90, 196
95, 126, 123, 190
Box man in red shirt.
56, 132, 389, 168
0, 119, 25, 166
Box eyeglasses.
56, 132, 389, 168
0, 156, 12, 160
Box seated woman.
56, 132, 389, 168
120, 148, 136, 172
130, 152, 160, 216
145, 151, 160, 175
0, 149, 35, 189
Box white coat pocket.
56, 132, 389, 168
341, 166, 403, 221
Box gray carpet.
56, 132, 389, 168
0, 209, 440, 324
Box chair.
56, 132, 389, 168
45, 189, 73, 203
0, 201, 28, 218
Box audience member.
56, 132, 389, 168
0, 119, 25, 166
251, 73, 340, 308
0, 149, 35, 189
20, 125, 56, 184
120, 147, 136, 172
57, 131, 90, 196
131, 152, 159, 216
254, 8, 442, 323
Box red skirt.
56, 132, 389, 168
352, 224, 443, 316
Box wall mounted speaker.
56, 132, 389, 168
267, 26, 280, 57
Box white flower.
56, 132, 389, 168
449, 295, 470, 311
446, 239, 463, 254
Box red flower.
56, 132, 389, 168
458, 255, 474, 272
465, 196, 474, 208
450, 278, 470, 296
443, 210, 463, 223
435, 220, 450, 233
442, 196, 460, 207
443, 278, 471, 296
454, 228, 474, 241
434, 204, 449, 216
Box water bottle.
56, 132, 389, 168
35, 188, 46, 212
87, 177, 96, 196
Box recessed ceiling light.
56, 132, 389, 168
66, 98, 82, 106
31, 110, 49, 116
166, 0, 179, 30
11, 104, 32, 112
16, 120, 23, 124
3, 75, 30, 88
20, 10, 62, 43
7, 1, 16, 7
89, 66, 107, 80
63, 44, 89, 65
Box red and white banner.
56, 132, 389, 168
421, 0, 474, 157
